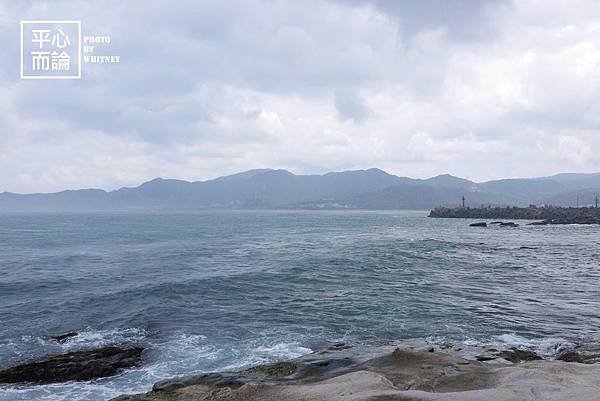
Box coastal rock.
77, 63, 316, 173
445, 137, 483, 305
152, 372, 246, 392
470, 222, 487, 227
327, 342, 352, 351
111, 344, 600, 401
0, 346, 143, 384
556, 350, 586, 363
499, 222, 519, 227
528, 220, 549, 225
50, 331, 78, 343
475, 355, 497, 362
245, 361, 297, 378
496, 347, 541, 363
556, 345, 600, 364
293, 357, 355, 379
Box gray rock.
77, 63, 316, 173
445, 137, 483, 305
556, 350, 586, 363
0, 346, 143, 384
470, 222, 487, 227
49, 331, 78, 343
497, 348, 541, 363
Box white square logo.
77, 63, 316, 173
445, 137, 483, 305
20, 20, 81, 79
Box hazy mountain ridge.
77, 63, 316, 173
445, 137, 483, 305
1, 169, 599, 211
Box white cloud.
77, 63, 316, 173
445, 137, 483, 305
1, 0, 600, 192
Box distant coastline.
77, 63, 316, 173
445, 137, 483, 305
1, 168, 600, 212
429, 205, 600, 225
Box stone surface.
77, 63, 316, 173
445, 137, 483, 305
110, 342, 600, 401
469, 222, 487, 227
49, 331, 78, 343
0, 346, 143, 384
496, 347, 542, 363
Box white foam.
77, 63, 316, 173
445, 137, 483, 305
461, 333, 576, 358
491, 333, 576, 357
1, 329, 310, 401
59, 327, 148, 351
253, 342, 313, 360
219, 341, 312, 371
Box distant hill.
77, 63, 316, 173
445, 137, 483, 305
477, 179, 566, 204
1, 169, 599, 211
421, 174, 476, 189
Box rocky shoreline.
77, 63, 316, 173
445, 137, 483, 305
109, 339, 600, 401
429, 206, 600, 225
3, 335, 600, 400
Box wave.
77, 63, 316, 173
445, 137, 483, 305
427, 332, 579, 359
0, 328, 314, 401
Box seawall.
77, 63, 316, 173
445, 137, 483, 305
429, 206, 600, 224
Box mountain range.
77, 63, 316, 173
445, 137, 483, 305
1, 168, 600, 211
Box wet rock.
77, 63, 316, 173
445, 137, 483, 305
327, 342, 352, 351
295, 357, 355, 379
555, 347, 600, 364
556, 350, 586, 363
499, 222, 519, 227
111, 342, 600, 401
0, 346, 143, 384
152, 376, 200, 392
497, 347, 541, 363
470, 222, 487, 227
245, 361, 297, 378
50, 331, 78, 343
154, 372, 245, 392
476, 355, 497, 362
528, 220, 549, 225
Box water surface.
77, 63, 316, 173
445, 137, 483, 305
1, 211, 599, 400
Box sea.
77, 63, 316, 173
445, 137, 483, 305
0, 210, 599, 401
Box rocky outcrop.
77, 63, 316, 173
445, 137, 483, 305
496, 347, 542, 363
469, 222, 487, 227
111, 341, 600, 401
49, 331, 78, 343
469, 221, 519, 227
555, 343, 600, 364
0, 346, 143, 384
429, 206, 600, 224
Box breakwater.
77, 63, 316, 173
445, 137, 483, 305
429, 206, 600, 224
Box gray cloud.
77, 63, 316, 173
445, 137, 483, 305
343, 0, 509, 41
1, 0, 600, 193
334, 89, 371, 122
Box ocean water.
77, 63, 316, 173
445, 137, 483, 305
1, 210, 599, 400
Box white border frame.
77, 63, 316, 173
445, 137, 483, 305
20, 20, 81, 79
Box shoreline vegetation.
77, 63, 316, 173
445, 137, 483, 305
429, 205, 600, 225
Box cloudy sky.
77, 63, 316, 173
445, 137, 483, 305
1, 0, 600, 193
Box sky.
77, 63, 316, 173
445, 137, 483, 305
1, 0, 600, 193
